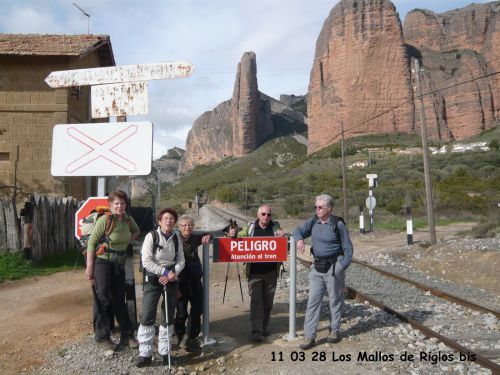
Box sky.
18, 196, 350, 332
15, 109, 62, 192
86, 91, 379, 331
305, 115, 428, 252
0, 0, 492, 158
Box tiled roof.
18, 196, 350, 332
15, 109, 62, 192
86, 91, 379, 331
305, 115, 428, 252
0, 34, 115, 65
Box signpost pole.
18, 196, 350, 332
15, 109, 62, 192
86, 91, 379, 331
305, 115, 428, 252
202, 242, 216, 346
288, 236, 297, 340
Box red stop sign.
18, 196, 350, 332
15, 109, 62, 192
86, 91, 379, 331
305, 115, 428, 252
75, 197, 109, 239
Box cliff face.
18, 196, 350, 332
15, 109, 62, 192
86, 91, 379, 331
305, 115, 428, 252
307, 0, 499, 153
307, 0, 415, 154
181, 52, 279, 173
181, 100, 233, 172
403, 2, 499, 140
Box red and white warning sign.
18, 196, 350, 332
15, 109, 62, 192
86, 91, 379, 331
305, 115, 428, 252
51, 121, 153, 176
213, 237, 288, 263
75, 197, 109, 240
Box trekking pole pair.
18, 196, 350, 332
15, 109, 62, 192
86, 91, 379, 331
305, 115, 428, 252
222, 263, 244, 304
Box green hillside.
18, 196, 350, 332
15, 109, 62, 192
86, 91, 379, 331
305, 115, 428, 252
152, 124, 500, 238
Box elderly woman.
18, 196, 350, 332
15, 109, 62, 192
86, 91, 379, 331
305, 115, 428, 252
85, 190, 140, 351
137, 207, 185, 368
175, 214, 212, 351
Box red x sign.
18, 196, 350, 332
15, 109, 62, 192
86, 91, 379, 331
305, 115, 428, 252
51, 122, 153, 176
66, 125, 137, 173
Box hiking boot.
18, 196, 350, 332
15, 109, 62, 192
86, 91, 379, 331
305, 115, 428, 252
118, 335, 139, 349
178, 334, 188, 349
136, 356, 152, 368
249, 331, 263, 343
327, 331, 340, 344
185, 338, 201, 352
95, 338, 117, 351
299, 337, 316, 350
128, 337, 139, 348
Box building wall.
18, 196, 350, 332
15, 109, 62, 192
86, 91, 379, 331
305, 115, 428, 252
0, 53, 105, 201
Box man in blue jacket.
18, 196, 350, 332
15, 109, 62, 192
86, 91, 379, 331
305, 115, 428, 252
292, 194, 353, 350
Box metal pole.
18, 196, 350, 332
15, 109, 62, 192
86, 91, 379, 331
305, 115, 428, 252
414, 58, 437, 245
340, 122, 348, 227
202, 243, 216, 345
97, 177, 105, 196
288, 236, 296, 340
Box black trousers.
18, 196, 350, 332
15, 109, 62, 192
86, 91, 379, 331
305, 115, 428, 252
175, 278, 203, 340
248, 270, 277, 334
93, 258, 132, 340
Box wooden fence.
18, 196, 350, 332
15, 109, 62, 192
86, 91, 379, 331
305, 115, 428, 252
0, 198, 20, 252
29, 195, 79, 263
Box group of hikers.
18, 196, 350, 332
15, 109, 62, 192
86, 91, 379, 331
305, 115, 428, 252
84, 190, 353, 367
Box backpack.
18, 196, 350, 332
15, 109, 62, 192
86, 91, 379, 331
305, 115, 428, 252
79, 206, 132, 257
307, 215, 345, 256
139, 230, 179, 282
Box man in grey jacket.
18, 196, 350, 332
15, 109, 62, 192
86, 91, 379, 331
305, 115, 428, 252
292, 194, 353, 350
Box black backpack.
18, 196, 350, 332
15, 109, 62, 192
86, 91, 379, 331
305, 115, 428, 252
307, 215, 345, 256
139, 230, 179, 282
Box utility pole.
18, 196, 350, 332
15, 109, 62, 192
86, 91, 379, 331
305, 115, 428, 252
340, 121, 348, 227
414, 58, 437, 245
156, 166, 161, 210
245, 179, 248, 217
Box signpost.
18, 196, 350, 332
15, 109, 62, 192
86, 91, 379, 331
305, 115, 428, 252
366, 174, 378, 232
47, 59, 195, 338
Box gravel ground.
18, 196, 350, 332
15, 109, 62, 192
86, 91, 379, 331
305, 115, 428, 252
25, 207, 497, 374
354, 236, 500, 312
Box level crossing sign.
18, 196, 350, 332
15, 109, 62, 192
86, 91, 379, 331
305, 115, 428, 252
51, 121, 153, 176
75, 197, 109, 239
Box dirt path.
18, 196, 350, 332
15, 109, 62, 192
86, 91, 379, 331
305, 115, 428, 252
0, 271, 93, 374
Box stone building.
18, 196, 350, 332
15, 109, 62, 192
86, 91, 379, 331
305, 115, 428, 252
0, 34, 115, 201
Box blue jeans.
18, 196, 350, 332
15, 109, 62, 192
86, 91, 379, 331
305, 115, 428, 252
303, 262, 345, 339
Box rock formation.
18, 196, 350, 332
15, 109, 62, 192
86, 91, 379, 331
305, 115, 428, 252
403, 2, 499, 140
128, 147, 185, 199
307, 0, 499, 154
307, 0, 415, 154
181, 52, 298, 173
181, 100, 233, 171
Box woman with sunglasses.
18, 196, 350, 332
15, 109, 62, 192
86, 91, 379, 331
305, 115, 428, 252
228, 204, 286, 343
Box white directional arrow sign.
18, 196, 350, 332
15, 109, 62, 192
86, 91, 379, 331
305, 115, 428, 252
51, 121, 153, 176
45, 61, 195, 88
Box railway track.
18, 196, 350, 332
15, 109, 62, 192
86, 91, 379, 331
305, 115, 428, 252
205, 204, 500, 373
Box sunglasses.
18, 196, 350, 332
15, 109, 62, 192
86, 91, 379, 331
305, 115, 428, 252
260, 212, 272, 217
314, 206, 328, 210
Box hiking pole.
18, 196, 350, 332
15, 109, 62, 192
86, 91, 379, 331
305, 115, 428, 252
236, 263, 244, 303
163, 284, 172, 372
222, 263, 230, 304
